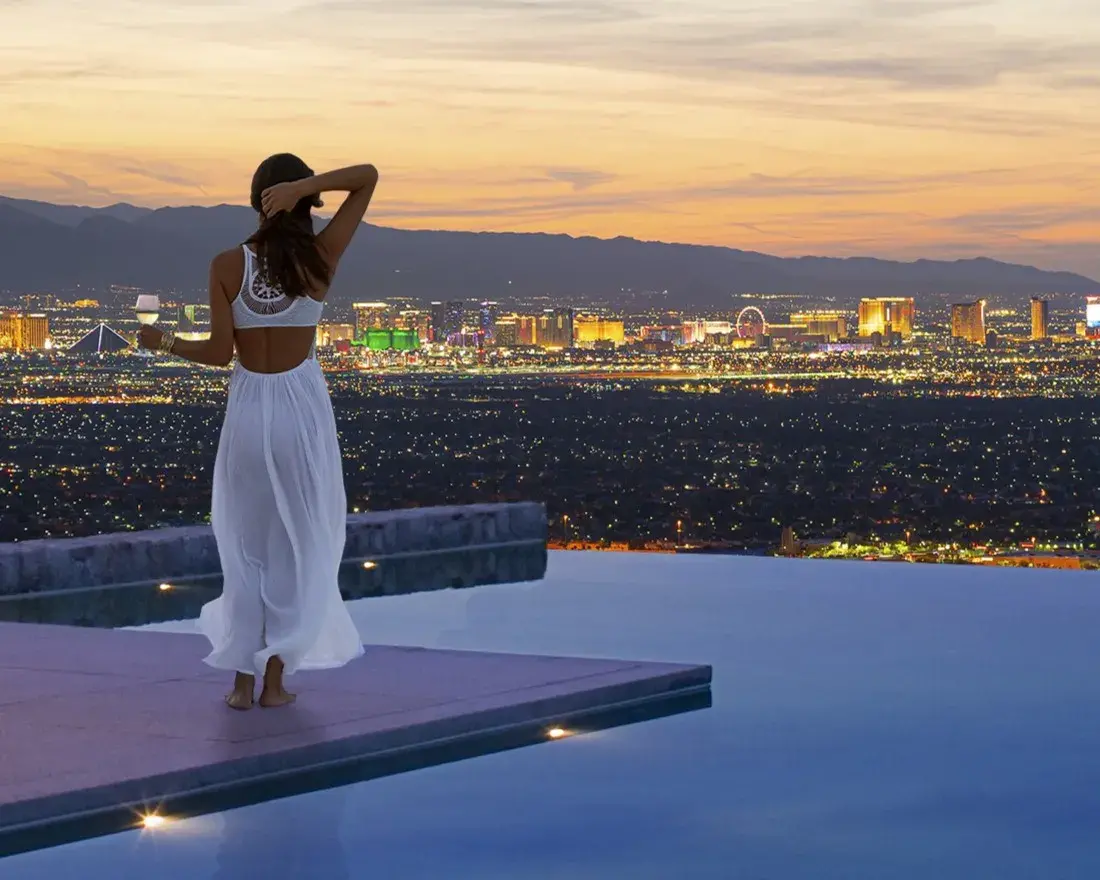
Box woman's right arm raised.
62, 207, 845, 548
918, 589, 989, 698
271, 164, 379, 268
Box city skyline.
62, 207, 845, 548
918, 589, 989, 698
4, 1, 1100, 276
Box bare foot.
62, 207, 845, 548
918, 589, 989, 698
259, 655, 295, 708
225, 672, 255, 711
225, 690, 254, 711
258, 688, 297, 708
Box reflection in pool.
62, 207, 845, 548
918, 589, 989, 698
0, 543, 546, 628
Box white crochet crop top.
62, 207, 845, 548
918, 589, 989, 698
231, 246, 325, 329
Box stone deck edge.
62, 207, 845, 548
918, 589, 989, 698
0, 661, 711, 840
0, 502, 548, 596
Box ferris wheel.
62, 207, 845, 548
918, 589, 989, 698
736, 306, 767, 339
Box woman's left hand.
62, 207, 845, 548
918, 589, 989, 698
138, 325, 164, 351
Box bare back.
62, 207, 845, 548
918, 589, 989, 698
218, 248, 324, 374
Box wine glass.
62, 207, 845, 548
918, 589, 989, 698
135, 294, 160, 357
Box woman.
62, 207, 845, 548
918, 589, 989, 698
140, 154, 380, 709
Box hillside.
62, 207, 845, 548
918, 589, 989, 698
0, 196, 1095, 307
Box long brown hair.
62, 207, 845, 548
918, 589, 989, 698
246, 153, 331, 299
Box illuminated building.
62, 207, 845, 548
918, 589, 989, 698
515, 315, 538, 346
641, 326, 679, 343
1087, 296, 1100, 339
73, 299, 100, 309
0, 313, 13, 351
0, 312, 50, 352
394, 309, 431, 343
430, 300, 464, 343
354, 328, 420, 351
353, 302, 391, 337
494, 317, 519, 348
177, 304, 210, 341
951, 300, 987, 345
575, 316, 626, 348
537, 308, 574, 350
680, 320, 732, 345
1030, 298, 1050, 340
479, 301, 499, 346
68, 323, 131, 355
791, 311, 848, 342
765, 323, 811, 341
316, 323, 355, 348
858, 298, 914, 339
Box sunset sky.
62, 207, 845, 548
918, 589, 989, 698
4, 0, 1100, 275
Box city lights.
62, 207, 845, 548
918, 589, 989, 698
3, 292, 1100, 567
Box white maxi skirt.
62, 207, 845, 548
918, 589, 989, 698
198, 357, 363, 677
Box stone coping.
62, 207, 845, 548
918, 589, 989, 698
0, 502, 547, 596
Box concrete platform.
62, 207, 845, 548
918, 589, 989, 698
0, 622, 710, 854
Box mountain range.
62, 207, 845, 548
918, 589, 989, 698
1, 195, 1096, 308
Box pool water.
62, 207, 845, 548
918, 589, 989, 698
4, 552, 1100, 878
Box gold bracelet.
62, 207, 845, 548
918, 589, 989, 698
159, 331, 176, 354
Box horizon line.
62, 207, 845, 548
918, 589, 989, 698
1, 192, 1096, 283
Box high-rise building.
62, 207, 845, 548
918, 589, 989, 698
1031, 297, 1050, 340
0, 312, 49, 352
353, 302, 391, 338
315, 323, 355, 347
430, 300, 464, 343
478, 301, 499, 345
177, 304, 211, 341
681, 320, 732, 345
494, 317, 519, 348
1086, 296, 1100, 339
951, 300, 987, 345
641, 325, 679, 343
858, 298, 915, 339
394, 309, 431, 344
23, 313, 49, 351
791, 312, 849, 342
537, 308, 574, 349
515, 315, 538, 346
0, 313, 14, 351
575, 316, 626, 348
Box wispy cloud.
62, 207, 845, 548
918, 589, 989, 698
544, 169, 617, 191
4, 0, 1100, 277
116, 164, 207, 192
48, 171, 119, 200
306, 0, 640, 23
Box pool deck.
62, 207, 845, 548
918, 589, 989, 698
0, 621, 710, 852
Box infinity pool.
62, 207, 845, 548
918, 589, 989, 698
4, 552, 1100, 878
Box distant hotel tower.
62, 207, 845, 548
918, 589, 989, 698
1030, 297, 1049, 340
430, 300, 465, 343
951, 300, 987, 345
575, 315, 626, 348
537, 308, 574, 350
0, 312, 49, 352
857, 298, 915, 339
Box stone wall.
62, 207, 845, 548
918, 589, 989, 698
0, 503, 547, 597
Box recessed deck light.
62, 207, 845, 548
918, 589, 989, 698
547, 727, 569, 739
361, 561, 377, 570
142, 814, 168, 829
158, 583, 172, 592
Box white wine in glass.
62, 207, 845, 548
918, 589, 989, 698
135, 294, 160, 356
